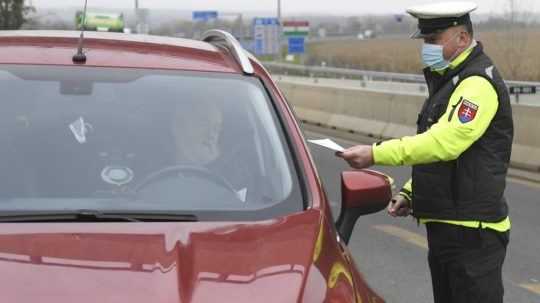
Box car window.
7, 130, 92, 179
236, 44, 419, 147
0, 65, 303, 220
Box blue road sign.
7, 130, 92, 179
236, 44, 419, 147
253, 17, 279, 26
288, 37, 305, 54
192, 11, 218, 22
253, 17, 280, 56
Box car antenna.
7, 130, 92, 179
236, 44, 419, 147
72, 0, 89, 63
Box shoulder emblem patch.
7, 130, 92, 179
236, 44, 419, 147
458, 99, 479, 123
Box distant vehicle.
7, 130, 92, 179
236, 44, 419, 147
0, 29, 390, 302
364, 29, 376, 39
75, 11, 125, 33
357, 30, 376, 40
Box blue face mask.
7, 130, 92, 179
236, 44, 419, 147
421, 32, 462, 71
421, 43, 449, 71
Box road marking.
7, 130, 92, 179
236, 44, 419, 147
372, 224, 428, 250
519, 282, 540, 296
373, 225, 540, 297
372, 224, 540, 297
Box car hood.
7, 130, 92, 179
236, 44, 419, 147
0, 210, 321, 303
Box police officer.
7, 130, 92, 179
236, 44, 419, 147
336, 2, 513, 302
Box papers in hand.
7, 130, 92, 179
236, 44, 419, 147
308, 139, 345, 152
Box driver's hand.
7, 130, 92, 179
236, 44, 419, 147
387, 194, 411, 217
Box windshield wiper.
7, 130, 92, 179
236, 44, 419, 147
0, 210, 198, 223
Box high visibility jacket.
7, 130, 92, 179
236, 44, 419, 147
373, 41, 513, 226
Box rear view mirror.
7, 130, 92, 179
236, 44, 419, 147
60, 80, 94, 95
336, 170, 393, 244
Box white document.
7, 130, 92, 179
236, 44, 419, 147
308, 139, 345, 152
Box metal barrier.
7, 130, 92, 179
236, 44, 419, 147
264, 62, 425, 83
264, 61, 540, 87
264, 62, 540, 105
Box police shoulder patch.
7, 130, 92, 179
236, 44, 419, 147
457, 98, 479, 123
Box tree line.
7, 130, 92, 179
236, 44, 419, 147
0, 0, 34, 30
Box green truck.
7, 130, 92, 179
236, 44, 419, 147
76, 11, 125, 33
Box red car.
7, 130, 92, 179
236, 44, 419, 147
0, 30, 390, 302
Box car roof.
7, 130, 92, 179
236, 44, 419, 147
0, 30, 254, 74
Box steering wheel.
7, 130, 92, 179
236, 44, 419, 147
134, 164, 239, 196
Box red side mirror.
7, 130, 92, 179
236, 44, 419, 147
336, 169, 393, 244
341, 169, 393, 213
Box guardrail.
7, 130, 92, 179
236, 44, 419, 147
265, 62, 540, 105
263, 62, 540, 88
264, 62, 425, 83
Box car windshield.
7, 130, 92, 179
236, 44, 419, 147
0, 65, 303, 220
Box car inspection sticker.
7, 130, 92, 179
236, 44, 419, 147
458, 99, 479, 124
101, 166, 134, 186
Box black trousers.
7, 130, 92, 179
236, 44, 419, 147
426, 222, 509, 303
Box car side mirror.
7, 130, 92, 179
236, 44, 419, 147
336, 169, 393, 244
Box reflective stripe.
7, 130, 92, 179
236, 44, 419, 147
420, 216, 511, 232
453, 75, 460, 85
486, 65, 494, 79
399, 191, 412, 203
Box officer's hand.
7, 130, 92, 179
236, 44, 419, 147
387, 194, 411, 217
335, 145, 374, 169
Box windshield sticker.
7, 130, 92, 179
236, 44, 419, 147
236, 188, 248, 202
101, 166, 134, 186
69, 117, 92, 144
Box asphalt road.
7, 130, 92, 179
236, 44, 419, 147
304, 128, 540, 303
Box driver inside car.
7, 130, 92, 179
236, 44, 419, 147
171, 100, 252, 202
173, 99, 223, 166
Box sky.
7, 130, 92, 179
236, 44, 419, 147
31, 0, 535, 16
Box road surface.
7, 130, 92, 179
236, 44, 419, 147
305, 127, 540, 303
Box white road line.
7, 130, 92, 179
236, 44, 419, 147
372, 224, 428, 250
372, 224, 540, 297
519, 282, 540, 296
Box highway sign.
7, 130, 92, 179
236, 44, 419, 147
509, 85, 537, 95
283, 21, 309, 37
288, 37, 305, 54
192, 11, 218, 22
76, 11, 125, 33
253, 17, 280, 56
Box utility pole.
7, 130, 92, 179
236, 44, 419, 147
277, 0, 282, 61
277, 0, 281, 22
134, 0, 139, 33
509, 0, 515, 27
